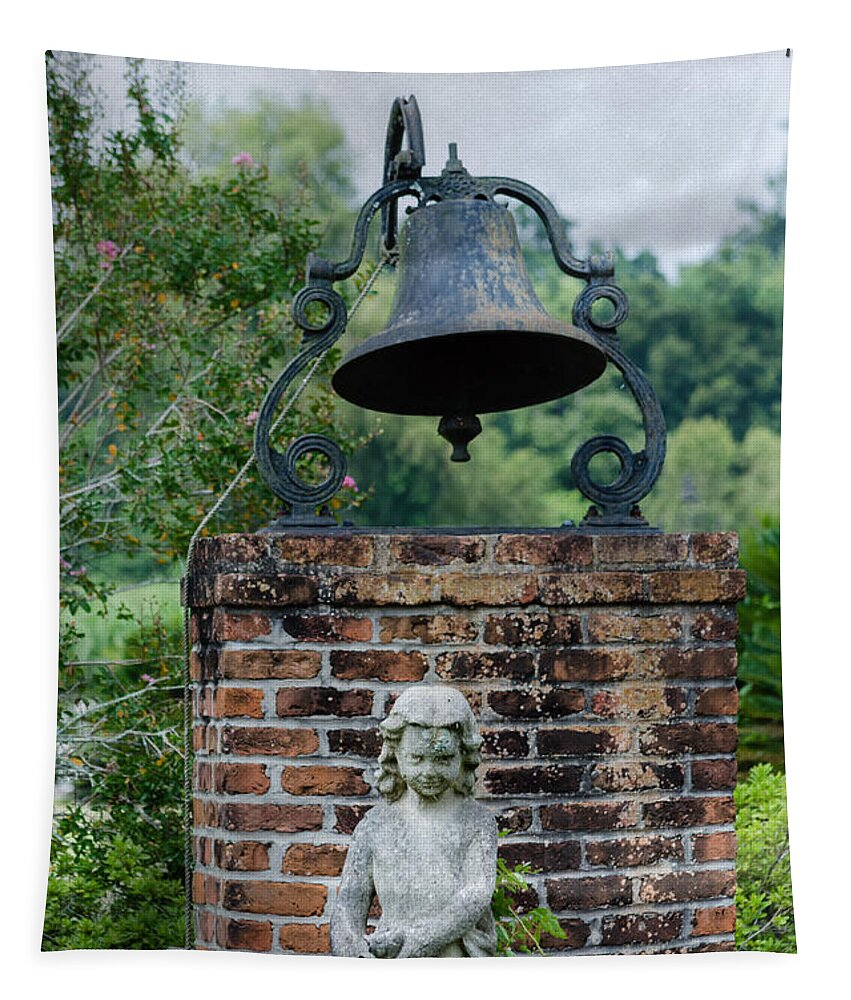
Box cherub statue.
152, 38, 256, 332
330, 684, 498, 958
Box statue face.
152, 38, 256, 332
395, 725, 462, 800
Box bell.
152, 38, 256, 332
332, 195, 607, 460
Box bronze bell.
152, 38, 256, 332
332, 185, 607, 461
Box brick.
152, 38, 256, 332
497, 807, 533, 834
212, 610, 272, 642
643, 796, 735, 828
209, 534, 269, 567
594, 534, 688, 566
223, 880, 326, 917
587, 611, 682, 643
218, 649, 321, 680
483, 765, 583, 796
692, 831, 737, 862
692, 759, 738, 790
280, 923, 331, 953
331, 650, 427, 682
540, 918, 591, 950
213, 687, 264, 719
589, 686, 687, 720
590, 762, 684, 792
389, 535, 486, 565
439, 574, 538, 607
215, 840, 271, 871
328, 728, 382, 758
197, 909, 216, 944
195, 836, 213, 865
498, 840, 581, 872
283, 844, 348, 876
335, 804, 373, 834
541, 801, 637, 832
281, 615, 372, 642
640, 723, 737, 755
600, 912, 682, 946
641, 647, 737, 679
220, 803, 322, 833
480, 729, 529, 758
539, 648, 634, 682
585, 836, 684, 868
538, 726, 631, 756
692, 905, 736, 936
331, 573, 433, 606
189, 610, 212, 644
493, 534, 593, 566
692, 533, 738, 566
484, 612, 582, 646
695, 686, 739, 716
692, 940, 736, 952
692, 609, 739, 641
281, 765, 369, 796
193, 725, 216, 752
547, 876, 632, 910
436, 650, 534, 681
274, 535, 373, 566
639, 869, 735, 903
276, 687, 372, 717
214, 574, 318, 607
539, 572, 643, 605
216, 763, 270, 795
193, 798, 219, 828
195, 761, 212, 792
646, 570, 746, 603
216, 917, 272, 952
191, 649, 219, 682
379, 614, 477, 643
488, 689, 584, 720
221, 727, 318, 756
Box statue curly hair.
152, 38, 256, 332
375, 685, 483, 802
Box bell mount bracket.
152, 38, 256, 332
254, 95, 666, 528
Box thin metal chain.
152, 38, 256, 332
181, 260, 388, 948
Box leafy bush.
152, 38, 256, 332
44, 610, 185, 950
492, 856, 566, 955
735, 763, 796, 952
738, 518, 784, 769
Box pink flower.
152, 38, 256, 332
96, 240, 120, 260
231, 152, 255, 168
99, 261, 113, 270
342, 475, 358, 492
244, 410, 259, 426
59, 556, 72, 571
69, 566, 87, 577
141, 674, 155, 684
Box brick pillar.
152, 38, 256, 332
184, 529, 744, 955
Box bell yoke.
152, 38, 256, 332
253, 95, 666, 526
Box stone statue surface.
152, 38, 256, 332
330, 684, 498, 958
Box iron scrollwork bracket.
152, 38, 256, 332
253, 97, 427, 528
482, 178, 667, 528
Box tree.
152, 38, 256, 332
48, 51, 365, 948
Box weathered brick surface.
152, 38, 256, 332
187, 529, 739, 955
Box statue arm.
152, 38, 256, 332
397, 816, 498, 959
330, 824, 375, 958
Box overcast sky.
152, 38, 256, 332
92, 50, 790, 279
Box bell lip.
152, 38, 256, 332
332, 326, 608, 416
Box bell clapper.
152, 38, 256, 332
438, 414, 482, 462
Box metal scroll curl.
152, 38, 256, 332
569, 281, 667, 527
253, 286, 348, 526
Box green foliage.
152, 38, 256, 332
491, 856, 566, 956
48, 51, 370, 950
738, 518, 784, 769
44, 610, 185, 950
735, 764, 795, 952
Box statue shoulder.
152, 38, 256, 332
463, 799, 499, 836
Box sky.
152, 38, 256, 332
90, 49, 790, 280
